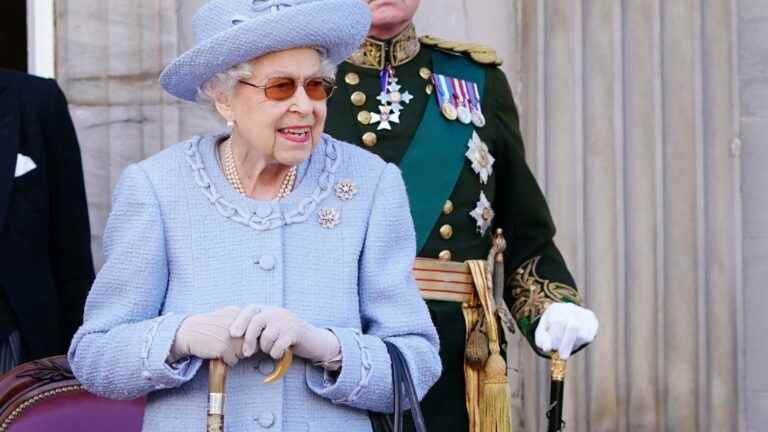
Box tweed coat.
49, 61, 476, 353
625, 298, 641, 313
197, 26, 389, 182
68, 133, 441, 432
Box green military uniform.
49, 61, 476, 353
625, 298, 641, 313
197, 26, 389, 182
325, 25, 582, 431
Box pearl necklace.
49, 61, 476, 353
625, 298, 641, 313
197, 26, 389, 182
222, 139, 297, 199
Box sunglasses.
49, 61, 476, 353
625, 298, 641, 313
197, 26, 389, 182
238, 77, 337, 101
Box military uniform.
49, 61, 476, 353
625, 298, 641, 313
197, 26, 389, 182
325, 25, 583, 431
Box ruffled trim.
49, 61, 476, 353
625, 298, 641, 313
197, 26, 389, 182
184, 136, 340, 231
333, 330, 372, 404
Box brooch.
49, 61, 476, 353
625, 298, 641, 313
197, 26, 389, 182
335, 180, 357, 201
318, 208, 340, 229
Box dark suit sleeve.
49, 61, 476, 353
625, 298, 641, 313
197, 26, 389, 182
42, 79, 95, 349
486, 68, 583, 357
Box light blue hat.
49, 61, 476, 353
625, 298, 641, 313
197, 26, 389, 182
160, 0, 372, 101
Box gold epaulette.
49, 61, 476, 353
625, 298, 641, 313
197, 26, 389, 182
419, 35, 503, 66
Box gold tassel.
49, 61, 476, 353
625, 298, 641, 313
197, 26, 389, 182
467, 260, 513, 432
465, 313, 490, 369
480, 319, 512, 432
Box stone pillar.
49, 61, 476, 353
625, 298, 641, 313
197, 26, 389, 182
740, 1, 768, 430
516, 1, 741, 431
55, 0, 220, 267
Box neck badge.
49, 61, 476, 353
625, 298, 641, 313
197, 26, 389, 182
369, 65, 413, 131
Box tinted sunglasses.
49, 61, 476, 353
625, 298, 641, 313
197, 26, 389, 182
238, 77, 337, 101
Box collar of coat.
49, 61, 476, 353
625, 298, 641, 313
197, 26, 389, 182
346, 23, 420, 70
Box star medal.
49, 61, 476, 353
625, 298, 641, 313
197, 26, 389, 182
370, 105, 401, 130
466, 131, 494, 184
468, 82, 486, 128
469, 191, 495, 236
452, 78, 472, 125
433, 74, 458, 121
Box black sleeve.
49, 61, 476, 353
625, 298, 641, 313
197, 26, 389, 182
43, 79, 95, 350
486, 68, 583, 357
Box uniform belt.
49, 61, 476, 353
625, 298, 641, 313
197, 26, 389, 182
414, 258, 475, 303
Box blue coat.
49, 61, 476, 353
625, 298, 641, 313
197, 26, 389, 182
68, 133, 441, 431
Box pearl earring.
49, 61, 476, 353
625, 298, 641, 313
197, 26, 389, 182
227, 120, 235, 127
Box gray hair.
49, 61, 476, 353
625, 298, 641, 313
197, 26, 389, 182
197, 51, 338, 112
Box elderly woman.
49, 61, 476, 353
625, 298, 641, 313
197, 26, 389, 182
67, 0, 441, 430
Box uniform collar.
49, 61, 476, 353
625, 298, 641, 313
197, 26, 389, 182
346, 23, 420, 70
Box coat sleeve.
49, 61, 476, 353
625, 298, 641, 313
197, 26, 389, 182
67, 164, 201, 400
306, 163, 442, 412
487, 68, 584, 357
43, 79, 95, 351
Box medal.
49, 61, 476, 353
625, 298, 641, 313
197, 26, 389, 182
469, 191, 495, 236
369, 65, 412, 131
465, 131, 495, 184
452, 78, 472, 125
434, 74, 458, 121
442, 102, 458, 121
468, 82, 486, 128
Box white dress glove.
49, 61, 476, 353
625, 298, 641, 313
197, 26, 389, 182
229, 305, 341, 367
168, 306, 243, 367
535, 302, 599, 360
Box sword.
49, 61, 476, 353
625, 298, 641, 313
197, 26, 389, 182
206, 349, 294, 432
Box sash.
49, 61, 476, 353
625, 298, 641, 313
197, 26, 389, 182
399, 51, 486, 251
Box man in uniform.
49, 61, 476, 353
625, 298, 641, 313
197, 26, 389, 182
325, 1, 599, 430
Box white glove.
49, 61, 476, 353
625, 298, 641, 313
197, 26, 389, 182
168, 306, 243, 367
229, 305, 341, 365
535, 302, 598, 360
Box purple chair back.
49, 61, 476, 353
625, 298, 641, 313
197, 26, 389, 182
0, 356, 144, 432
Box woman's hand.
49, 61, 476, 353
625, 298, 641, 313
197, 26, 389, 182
168, 306, 243, 366
229, 305, 341, 366
535, 302, 599, 360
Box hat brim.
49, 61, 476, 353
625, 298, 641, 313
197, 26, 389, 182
160, 0, 370, 102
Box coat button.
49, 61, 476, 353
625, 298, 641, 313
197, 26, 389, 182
256, 411, 276, 428
442, 200, 454, 215
438, 250, 452, 261
257, 255, 275, 271
439, 224, 454, 240
256, 358, 276, 375
345, 72, 360, 85
256, 203, 273, 218
362, 132, 377, 147
350, 91, 367, 106
357, 111, 372, 125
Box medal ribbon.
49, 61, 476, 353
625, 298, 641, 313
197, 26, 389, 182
461, 81, 475, 112
450, 78, 463, 112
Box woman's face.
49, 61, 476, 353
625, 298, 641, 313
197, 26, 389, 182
218, 48, 328, 167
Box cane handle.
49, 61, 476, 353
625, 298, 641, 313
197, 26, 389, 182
263, 348, 294, 384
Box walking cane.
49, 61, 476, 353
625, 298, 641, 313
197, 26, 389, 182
546, 353, 566, 432
206, 349, 294, 432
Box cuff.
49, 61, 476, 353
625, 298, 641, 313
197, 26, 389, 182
305, 327, 381, 405
140, 313, 202, 390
